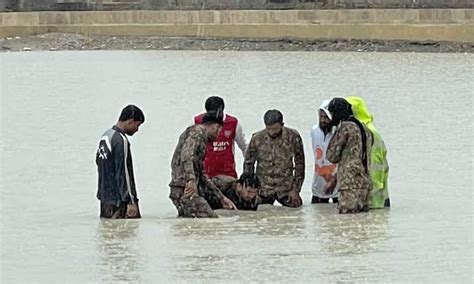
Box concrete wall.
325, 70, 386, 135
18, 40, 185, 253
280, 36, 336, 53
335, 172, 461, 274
2, 0, 473, 12
1, 9, 473, 42
1, 0, 16, 11
146, 0, 474, 10
15, 0, 56, 11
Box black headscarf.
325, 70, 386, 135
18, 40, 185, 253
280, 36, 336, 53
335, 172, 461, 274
328, 98, 369, 173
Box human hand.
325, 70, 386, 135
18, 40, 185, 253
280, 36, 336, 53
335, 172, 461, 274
287, 189, 302, 208
241, 186, 258, 201
221, 196, 237, 210
126, 203, 139, 218
324, 176, 337, 194
184, 180, 198, 198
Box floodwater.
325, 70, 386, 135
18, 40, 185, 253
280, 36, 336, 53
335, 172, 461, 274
0, 51, 472, 282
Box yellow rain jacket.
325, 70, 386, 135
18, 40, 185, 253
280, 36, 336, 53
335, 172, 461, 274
346, 96, 390, 208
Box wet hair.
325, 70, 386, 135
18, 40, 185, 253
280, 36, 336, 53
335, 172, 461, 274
263, 109, 283, 126
118, 105, 145, 122
205, 96, 225, 112
328, 98, 369, 173
327, 98, 352, 126
238, 172, 260, 188
201, 110, 224, 125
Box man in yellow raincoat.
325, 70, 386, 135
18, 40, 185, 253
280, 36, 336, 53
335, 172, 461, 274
345, 97, 390, 209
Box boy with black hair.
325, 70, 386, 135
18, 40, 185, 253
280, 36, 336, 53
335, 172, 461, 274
194, 96, 248, 178
96, 105, 145, 219
209, 173, 261, 211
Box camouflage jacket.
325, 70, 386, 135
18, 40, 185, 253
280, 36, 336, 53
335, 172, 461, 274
169, 125, 223, 199
244, 126, 305, 198
327, 121, 373, 192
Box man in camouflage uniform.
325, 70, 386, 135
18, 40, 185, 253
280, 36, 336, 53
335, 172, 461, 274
326, 98, 373, 214
244, 110, 305, 208
169, 111, 237, 218
210, 173, 261, 211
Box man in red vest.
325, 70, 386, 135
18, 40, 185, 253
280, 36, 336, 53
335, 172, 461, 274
194, 96, 248, 178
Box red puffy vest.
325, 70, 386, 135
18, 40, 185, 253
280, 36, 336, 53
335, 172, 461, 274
194, 113, 238, 178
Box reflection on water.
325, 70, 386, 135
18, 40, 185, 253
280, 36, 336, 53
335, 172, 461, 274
315, 207, 390, 257
171, 205, 305, 237
1, 51, 472, 282
97, 220, 141, 283
164, 205, 390, 282
166, 206, 308, 281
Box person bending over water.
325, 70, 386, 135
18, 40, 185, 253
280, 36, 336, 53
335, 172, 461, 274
169, 111, 237, 218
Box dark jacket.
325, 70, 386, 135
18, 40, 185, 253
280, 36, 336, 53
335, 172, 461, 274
96, 126, 138, 206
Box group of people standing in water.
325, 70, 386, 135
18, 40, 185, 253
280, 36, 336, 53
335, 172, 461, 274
95, 96, 390, 219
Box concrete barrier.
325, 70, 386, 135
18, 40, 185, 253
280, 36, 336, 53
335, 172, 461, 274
4, 0, 474, 12
1, 9, 473, 42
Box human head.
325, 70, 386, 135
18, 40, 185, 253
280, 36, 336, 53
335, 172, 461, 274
345, 96, 379, 134
345, 96, 373, 125
327, 98, 352, 127
237, 172, 260, 201
318, 99, 332, 133
264, 109, 284, 138
201, 110, 224, 141
205, 96, 225, 112
117, 105, 145, 136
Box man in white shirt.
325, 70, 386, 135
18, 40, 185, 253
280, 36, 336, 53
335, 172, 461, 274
311, 100, 339, 204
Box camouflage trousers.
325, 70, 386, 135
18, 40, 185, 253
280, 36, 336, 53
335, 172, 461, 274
169, 185, 221, 218
338, 188, 370, 214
